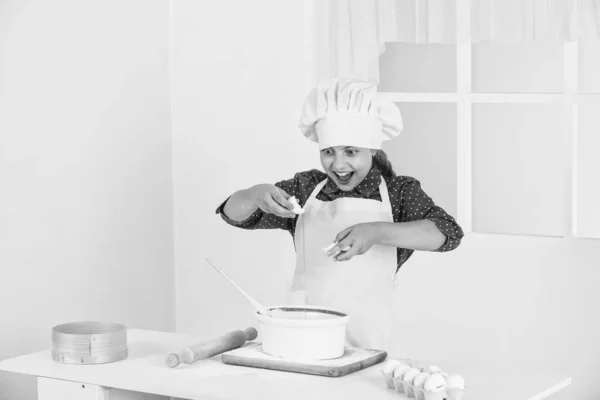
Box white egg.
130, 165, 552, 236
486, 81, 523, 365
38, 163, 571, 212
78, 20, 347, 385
402, 367, 421, 383
392, 363, 412, 378
423, 365, 442, 374
382, 359, 402, 376
405, 358, 419, 368
413, 372, 431, 389
412, 362, 426, 371
445, 374, 466, 390
424, 372, 447, 392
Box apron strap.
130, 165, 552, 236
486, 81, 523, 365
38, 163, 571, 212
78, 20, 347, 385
307, 179, 328, 203
377, 176, 393, 215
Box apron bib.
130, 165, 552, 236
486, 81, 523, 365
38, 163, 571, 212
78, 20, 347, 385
289, 177, 397, 351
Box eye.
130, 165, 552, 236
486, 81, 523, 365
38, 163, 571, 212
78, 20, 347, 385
345, 149, 357, 156
321, 148, 334, 156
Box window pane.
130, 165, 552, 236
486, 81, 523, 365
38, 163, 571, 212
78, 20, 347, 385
382, 103, 457, 217
472, 104, 567, 236
472, 43, 564, 93
577, 104, 600, 238
579, 40, 600, 94
378, 43, 457, 93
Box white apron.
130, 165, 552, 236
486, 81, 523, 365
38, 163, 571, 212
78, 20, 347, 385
289, 177, 398, 351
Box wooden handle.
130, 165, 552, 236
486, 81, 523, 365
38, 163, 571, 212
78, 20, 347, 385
165, 327, 258, 368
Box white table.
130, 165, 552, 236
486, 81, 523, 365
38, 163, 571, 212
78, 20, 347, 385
0, 329, 571, 400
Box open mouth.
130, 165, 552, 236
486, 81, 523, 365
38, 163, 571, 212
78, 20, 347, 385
333, 171, 354, 185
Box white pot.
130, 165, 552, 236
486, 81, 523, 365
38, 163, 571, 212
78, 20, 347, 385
256, 305, 350, 360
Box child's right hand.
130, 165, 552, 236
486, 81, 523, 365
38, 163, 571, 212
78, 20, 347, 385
250, 184, 296, 218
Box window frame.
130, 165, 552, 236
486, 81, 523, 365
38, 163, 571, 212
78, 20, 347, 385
377, 2, 600, 239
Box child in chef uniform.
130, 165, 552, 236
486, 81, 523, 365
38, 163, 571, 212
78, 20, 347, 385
216, 78, 464, 352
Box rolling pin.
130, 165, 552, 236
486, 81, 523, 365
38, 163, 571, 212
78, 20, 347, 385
165, 327, 258, 368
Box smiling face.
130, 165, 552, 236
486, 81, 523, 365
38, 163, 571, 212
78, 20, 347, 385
319, 146, 375, 191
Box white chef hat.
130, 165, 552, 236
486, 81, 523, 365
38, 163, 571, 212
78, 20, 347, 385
298, 78, 403, 150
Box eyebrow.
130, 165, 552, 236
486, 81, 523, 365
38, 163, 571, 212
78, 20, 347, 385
320, 146, 357, 151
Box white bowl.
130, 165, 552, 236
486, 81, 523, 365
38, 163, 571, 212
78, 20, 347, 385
256, 305, 350, 360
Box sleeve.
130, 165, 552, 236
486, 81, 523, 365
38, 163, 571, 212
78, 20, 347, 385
396, 179, 464, 252
214, 170, 321, 234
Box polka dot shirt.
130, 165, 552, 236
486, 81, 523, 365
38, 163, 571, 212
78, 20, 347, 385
216, 166, 464, 272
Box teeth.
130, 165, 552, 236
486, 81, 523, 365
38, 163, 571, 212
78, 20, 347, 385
336, 172, 351, 176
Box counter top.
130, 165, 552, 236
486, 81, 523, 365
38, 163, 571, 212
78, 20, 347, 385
0, 329, 571, 400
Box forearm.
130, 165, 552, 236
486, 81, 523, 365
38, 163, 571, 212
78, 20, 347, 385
222, 187, 259, 222
371, 220, 447, 251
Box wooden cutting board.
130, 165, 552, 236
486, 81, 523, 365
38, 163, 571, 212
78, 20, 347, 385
221, 342, 387, 377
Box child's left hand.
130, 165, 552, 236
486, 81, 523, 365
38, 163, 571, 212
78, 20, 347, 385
326, 222, 379, 262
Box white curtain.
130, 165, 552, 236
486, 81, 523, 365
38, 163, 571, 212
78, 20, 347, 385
315, 0, 600, 83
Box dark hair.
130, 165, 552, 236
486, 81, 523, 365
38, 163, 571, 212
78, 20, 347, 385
372, 150, 396, 179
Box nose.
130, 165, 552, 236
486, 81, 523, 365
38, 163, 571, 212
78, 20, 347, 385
332, 154, 347, 171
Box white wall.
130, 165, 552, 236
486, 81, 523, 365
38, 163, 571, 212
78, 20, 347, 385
170, 0, 316, 339
0, 1, 174, 399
